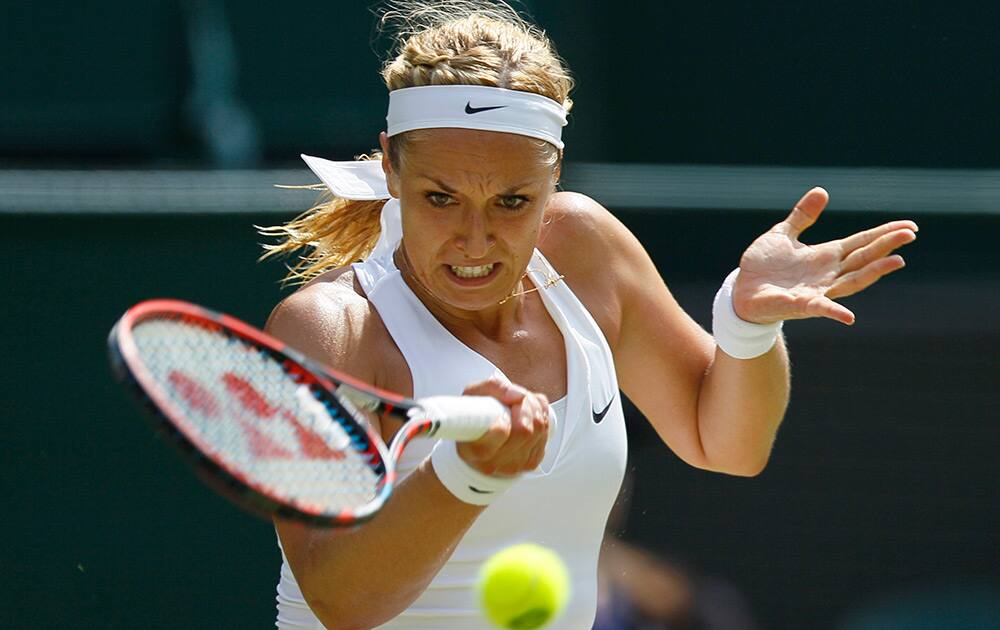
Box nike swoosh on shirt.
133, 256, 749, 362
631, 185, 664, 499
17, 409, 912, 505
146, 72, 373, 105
465, 102, 508, 114
592, 395, 615, 424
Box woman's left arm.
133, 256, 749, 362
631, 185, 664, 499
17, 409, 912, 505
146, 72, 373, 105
605, 187, 918, 476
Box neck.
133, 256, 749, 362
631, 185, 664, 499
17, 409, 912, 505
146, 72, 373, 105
393, 246, 531, 339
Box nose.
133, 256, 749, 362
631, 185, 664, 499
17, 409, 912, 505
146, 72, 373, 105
454, 209, 495, 259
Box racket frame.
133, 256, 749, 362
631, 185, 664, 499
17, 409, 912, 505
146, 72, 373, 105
109, 298, 425, 527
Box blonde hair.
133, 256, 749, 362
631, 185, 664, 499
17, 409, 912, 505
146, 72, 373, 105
259, 0, 574, 284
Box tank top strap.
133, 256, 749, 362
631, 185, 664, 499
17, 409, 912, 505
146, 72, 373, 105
525, 249, 620, 445
525, 248, 614, 360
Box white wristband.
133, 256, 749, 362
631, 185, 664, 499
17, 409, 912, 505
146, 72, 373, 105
430, 440, 518, 506
712, 268, 783, 359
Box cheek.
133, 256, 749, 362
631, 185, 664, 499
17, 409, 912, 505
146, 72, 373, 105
493, 217, 543, 274
515, 223, 541, 253
399, 206, 449, 275
515, 208, 545, 246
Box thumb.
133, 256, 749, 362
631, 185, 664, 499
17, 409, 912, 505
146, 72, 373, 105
775, 187, 829, 238
462, 376, 526, 407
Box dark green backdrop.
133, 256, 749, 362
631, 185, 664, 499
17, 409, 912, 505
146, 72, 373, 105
3, 2, 998, 167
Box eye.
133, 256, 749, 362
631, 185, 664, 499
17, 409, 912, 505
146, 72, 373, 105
497, 195, 529, 210
425, 192, 454, 207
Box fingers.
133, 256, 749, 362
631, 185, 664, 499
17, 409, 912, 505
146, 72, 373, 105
840, 227, 917, 274
491, 393, 549, 476
827, 254, 907, 300
751, 208, 917, 325
840, 220, 919, 257
462, 376, 526, 406
524, 436, 548, 471
824, 219, 916, 311
773, 187, 829, 238
456, 382, 550, 476
804, 294, 856, 326
458, 378, 524, 461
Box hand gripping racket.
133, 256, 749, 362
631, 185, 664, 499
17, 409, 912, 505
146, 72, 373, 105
108, 299, 505, 527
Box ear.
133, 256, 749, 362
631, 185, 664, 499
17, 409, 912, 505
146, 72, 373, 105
379, 132, 400, 199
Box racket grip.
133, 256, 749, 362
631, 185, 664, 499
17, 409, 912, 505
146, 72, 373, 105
412, 396, 509, 442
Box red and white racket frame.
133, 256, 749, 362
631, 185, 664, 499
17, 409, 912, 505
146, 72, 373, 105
108, 299, 423, 527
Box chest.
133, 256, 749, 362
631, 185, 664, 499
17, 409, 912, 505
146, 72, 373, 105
451, 310, 568, 402
371, 298, 567, 402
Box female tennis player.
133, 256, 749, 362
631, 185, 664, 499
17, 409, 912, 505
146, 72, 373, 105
260, 2, 918, 628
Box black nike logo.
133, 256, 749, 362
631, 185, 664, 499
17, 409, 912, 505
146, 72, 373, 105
469, 486, 494, 494
465, 102, 508, 114
592, 395, 615, 424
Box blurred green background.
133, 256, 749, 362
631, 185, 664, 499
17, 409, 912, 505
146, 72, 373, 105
2, 2, 998, 628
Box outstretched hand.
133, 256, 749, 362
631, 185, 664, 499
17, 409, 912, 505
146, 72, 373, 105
734, 187, 918, 326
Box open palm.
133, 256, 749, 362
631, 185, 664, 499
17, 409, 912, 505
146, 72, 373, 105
733, 187, 918, 326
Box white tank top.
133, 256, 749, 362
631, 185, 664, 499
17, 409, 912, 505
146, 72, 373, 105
275, 200, 628, 629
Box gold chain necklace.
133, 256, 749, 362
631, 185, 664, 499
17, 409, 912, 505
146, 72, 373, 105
497, 268, 564, 305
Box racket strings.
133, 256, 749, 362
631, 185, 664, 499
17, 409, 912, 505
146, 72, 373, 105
131, 317, 383, 513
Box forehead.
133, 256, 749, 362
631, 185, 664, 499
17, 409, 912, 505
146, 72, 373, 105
396, 128, 555, 182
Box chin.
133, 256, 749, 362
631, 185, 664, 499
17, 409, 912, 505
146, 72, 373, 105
427, 267, 513, 309
436, 289, 507, 312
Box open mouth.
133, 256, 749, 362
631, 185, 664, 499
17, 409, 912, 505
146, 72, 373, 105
445, 262, 502, 284
450, 263, 494, 278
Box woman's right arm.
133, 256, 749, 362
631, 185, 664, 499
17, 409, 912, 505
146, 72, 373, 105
266, 283, 548, 629
276, 454, 486, 629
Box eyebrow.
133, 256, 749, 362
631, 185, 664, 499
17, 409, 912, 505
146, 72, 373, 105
416, 175, 535, 195
419, 176, 458, 194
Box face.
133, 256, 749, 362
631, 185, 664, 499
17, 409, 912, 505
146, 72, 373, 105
379, 128, 560, 316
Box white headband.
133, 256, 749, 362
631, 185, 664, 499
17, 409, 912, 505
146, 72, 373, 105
301, 154, 390, 200
300, 154, 399, 262
387, 85, 567, 149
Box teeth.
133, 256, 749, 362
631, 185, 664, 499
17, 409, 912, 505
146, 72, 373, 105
450, 264, 494, 278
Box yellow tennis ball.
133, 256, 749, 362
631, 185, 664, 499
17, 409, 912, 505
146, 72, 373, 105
477, 543, 571, 630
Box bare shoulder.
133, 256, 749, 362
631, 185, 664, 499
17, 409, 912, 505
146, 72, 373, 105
543, 190, 618, 239
541, 191, 640, 272
264, 267, 406, 394
539, 191, 643, 347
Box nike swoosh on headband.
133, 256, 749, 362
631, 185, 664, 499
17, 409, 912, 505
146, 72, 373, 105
592, 396, 615, 424
465, 102, 508, 114
469, 486, 495, 494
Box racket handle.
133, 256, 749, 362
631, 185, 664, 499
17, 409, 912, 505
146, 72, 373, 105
412, 396, 509, 442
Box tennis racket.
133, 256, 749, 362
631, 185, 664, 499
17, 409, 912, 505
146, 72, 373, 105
108, 299, 506, 527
